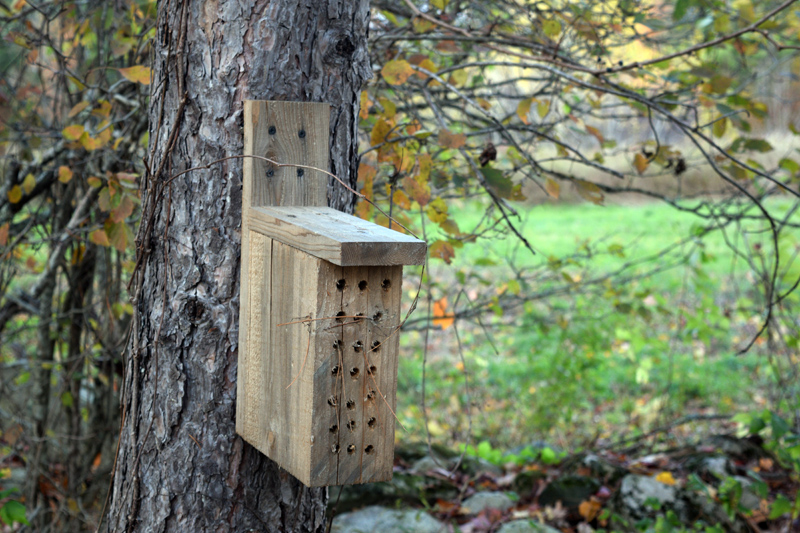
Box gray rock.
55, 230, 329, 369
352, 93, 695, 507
331, 506, 443, 533
617, 475, 687, 520
411, 454, 456, 473
699, 456, 734, 479
497, 519, 561, 533
733, 476, 761, 510
462, 491, 515, 513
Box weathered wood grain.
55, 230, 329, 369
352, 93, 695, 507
244, 100, 330, 208
249, 206, 426, 266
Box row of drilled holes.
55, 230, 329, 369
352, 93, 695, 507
329, 417, 377, 433
327, 389, 377, 408
331, 364, 377, 378
332, 339, 381, 352
335, 279, 392, 291
335, 312, 383, 324
331, 444, 375, 455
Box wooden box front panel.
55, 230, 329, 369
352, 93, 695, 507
236, 231, 402, 486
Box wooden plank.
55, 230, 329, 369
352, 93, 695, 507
308, 263, 343, 486
361, 265, 402, 483
249, 206, 426, 266
244, 101, 330, 208
336, 267, 371, 484
235, 232, 271, 443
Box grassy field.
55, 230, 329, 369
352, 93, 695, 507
395, 197, 798, 452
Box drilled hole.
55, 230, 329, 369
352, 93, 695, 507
329, 424, 338, 433
358, 280, 368, 291
381, 279, 392, 290
365, 445, 374, 454
331, 365, 340, 376
366, 390, 376, 401
367, 364, 377, 376
336, 311, 346, 322
370, 341, 381, 352
331, 444, 340, 453
333, 340, 342, 350
268, 125, 277, 135
353, 341, 363, 352
372, 312, 382, 322
346, 420, 357, 431
336, 279, 346, 291
346, 399, 355, 410
368, 417, 376, 428
350, 367, 359, 378
354, 313, 364, 323
347, 444, 356, 454
327, 396, 337, 407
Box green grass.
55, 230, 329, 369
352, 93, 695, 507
395, 197, 799, 451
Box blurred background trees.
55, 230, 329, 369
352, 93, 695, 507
1, 0, 799, 529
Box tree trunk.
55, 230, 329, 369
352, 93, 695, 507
107, 1, 371, 531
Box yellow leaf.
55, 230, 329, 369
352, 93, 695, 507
7, 185, 22, 203
58, 166, 73, 184
429, 240, 455, 264
433, 297, 454, 329
426, 197, 448, 223
416, 58, 437, 79
68, 101, 90, 118
448, 69, 468, 86
378, 97, 396, 119
381, 59, 414, 85
545, 178, 560, 199
89, 229, 110, 247
655, 471, 677, 486
575, 180, 604, 205
359, 90, 371, 120
370, 117, 392, 146
21, 173, 35, 194
537, 100, 550, 118
119, 65, 151, 85
517, 98, 533, 125
0, 223, 8, 246
478, 98, 492, 110
633, 153, 649, 174
62, 124, 85, 141
438, 129, 466, 149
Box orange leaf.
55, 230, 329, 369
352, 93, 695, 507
0, 223, 9, 246
119, 65, 151, 85
62, 124, 85, 141
89, 229, 110, 247
585, 125, 604, 143
381, 59, 414, 85
433, 297, 454, 330
58, 165, 73, 184
68, 101, 90, 118
545, 178, 560, 199
438, 129, 466, 149
634, 153, 649, 174
429, 240, 455, 264
359, 90, 371, 120
579, 499, 602, 521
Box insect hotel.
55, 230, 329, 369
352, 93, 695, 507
236, 101, 426, 487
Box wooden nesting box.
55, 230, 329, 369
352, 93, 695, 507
236, 101, 426, 487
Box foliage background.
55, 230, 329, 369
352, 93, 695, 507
1, 0, 799, 529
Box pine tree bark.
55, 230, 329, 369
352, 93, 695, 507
107, 1, 371, 531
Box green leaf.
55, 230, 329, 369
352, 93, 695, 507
542, 20, 561, 37
480, 167, 513, 198
770, 410, 789, 439
541, 447, 558, 464
61, 391, 74, 408
744, 139, 773, 152
0, 500, 29, 526
672, 0, 690, 20
769, 494, 792, 519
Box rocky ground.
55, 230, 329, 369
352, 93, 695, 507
328, 435, 799, 532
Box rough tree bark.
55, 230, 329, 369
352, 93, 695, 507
107, 1, 371, 531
